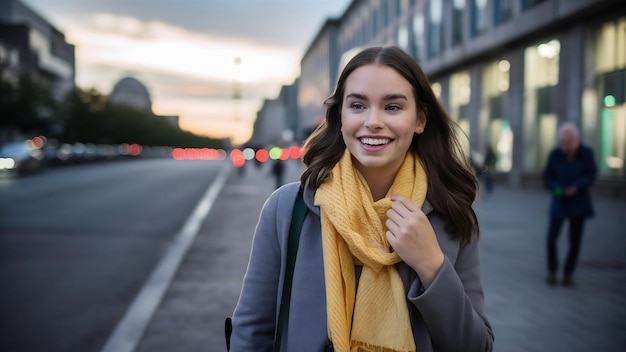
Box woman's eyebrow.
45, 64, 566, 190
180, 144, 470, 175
383, 94, 408, 101
345, 93, 367, 100
345, 93, 408, 101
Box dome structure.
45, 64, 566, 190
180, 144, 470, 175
109, 77, 152, 112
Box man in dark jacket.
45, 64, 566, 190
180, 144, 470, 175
543, 122, 597, 287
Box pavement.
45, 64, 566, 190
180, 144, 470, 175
130, 159, 626, 352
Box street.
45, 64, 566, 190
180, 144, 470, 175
0, 158, 226, 352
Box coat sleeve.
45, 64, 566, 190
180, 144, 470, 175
408, 219, 494, 352
230, 190, 284, 351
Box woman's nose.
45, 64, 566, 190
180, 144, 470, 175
364, 110, 384, 129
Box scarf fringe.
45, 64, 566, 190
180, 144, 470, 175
351, 341, 415, 352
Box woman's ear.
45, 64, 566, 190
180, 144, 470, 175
415, 110, 427, 134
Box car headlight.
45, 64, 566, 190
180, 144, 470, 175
0, 158, 17, 170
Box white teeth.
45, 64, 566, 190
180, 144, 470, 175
360, 137, 390, 145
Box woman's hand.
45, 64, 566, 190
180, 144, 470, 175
385, 194, 444, 288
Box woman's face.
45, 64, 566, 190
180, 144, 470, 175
341, 63, 426, 175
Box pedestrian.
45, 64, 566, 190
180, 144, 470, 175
543, 122, 597, 287
230, 46, 493, 351
482, 144, 496, 195
271, 159, 285, 189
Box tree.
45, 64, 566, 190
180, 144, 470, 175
0, 74, 55, 140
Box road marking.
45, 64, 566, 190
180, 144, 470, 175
100, 162, 232, 352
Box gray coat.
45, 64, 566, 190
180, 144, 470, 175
231, 182, 494, 352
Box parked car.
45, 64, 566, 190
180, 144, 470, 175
0, 140, 46, 176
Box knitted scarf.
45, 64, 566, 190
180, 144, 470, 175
314, 149, 427, 352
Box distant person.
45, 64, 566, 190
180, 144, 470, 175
230, 46, 493, 351
271, 159, 285, 189
482, 144, 496, 195
543, 122, 597, 287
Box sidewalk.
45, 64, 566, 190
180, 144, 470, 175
136, 160, 626, 352
475, 186, 626, 352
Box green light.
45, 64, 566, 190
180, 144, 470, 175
604, 95, 616, 107
269, 147, 282, 160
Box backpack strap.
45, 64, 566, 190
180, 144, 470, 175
273, 191, 306, 351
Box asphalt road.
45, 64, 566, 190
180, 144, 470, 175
0, 158, 226, 352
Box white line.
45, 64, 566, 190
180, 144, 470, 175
100, 162, 232, 352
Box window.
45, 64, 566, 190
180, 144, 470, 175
427, 0, 444, 57
522, 0, 548, 11
397, 25, 409, 51
494, 0, 514, 25
481, 60, 512, 172
412, 13, 426, 62
452, 0, 465, 45
450, 71, 472, 154
523, 39, 560, 172
592, 18, 626, 176
471, 0, 488, 36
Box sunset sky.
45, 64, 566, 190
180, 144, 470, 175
22, 0, 352, 145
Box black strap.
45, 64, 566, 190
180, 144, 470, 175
224, 317, 232, 351
273, 192, 306, 351
225, 192, 306, 352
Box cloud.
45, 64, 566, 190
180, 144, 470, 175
62, 11, 300, 144
68, 13, 301, 88
21, 0, 351, 144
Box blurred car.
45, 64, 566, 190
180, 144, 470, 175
0, 140, 46, 176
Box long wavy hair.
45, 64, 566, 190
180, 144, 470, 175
300, 46, 479, 242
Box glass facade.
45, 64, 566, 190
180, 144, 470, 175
593, 17, 626, 177
300, 0, 624, 193
427, 0, 444, 58
412, 12, 426, 63
522, 0, 549, 11
471, 0, 488, 37
523, 39, 560, 172
452, 0, 465, 46
450, 71, 472, 154
494, 0, 514, 25
481, 59, 513, 172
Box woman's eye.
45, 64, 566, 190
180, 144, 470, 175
386, 105, 401, 111
351, 103, 364, 110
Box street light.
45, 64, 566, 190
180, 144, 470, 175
233, 56, 242, 100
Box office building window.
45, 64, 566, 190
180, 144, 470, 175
427, 0, 444, 58
432, 81, 442, 100
400, 0, 410, 15
452, 0, 465, 46
522, 0, 548, 11
494, 0, 514, 25
481, 59, 512, 172
397, 25, 409, 51
471, 0, 488, 36
593, 17, 626, 176
523, 39, 560, 172
412, 13, 426, 62
450, 71, 472, 154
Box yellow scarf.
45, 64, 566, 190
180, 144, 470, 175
314, 150, 427, 352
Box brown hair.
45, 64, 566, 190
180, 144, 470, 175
300, 46, 479, 242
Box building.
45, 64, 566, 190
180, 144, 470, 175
108, 76, 180, 128
247, 82, 301, 148
0, 0, 75, 101
292, 0, 625, 197
109, 77, 153, 112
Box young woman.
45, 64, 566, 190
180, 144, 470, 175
230, 46, 494, 352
